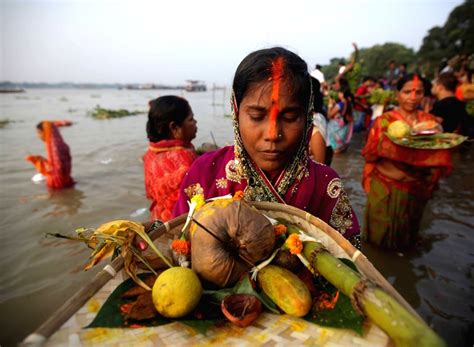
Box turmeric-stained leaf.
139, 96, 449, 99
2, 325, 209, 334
87, 273, 220, 334
87, 273, 168, 328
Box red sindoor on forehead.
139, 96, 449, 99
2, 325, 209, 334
268, 57, 285, 139
412, 74, 420, 98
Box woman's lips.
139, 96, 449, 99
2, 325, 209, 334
260, 150, 283, 160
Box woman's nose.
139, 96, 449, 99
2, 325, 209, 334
265, 120, 281, 141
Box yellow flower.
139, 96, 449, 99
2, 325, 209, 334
191, 194, 206, 210
285, 234, 303, 255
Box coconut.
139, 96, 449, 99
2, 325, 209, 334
387, 120, 411, 139
190, 199, 275, 287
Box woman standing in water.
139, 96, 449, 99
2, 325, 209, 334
362, 74, 453, 250
327, 85, 354, 154
173, 47, 360, 247
144, 96, 198, 222
25, 121, 74, 189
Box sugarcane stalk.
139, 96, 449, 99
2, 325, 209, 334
302, 241, 445, 347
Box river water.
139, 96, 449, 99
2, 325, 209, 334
0, 89, 472, 346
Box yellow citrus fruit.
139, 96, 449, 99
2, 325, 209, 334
388, 120, 411, 138
152, 267, 202, 318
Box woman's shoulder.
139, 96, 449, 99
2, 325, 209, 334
308, 160, 341, 185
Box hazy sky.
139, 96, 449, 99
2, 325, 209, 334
1, 0, 463, 85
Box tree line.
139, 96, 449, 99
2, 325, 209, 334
321, 0, 474, 81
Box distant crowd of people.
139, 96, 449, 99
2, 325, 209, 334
26, 46, 473, 252
309, 45, 473, 165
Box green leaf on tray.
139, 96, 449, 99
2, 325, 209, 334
87, 273, 221, 334
86, 273, 169, 328
386, 132, 467, 149
304, 289, 364, 336
87, 258, 363, 335
304, 259, 364, 335
205, 275, 280, 314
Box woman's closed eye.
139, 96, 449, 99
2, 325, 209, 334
280, 112, 301, 123
249, 113, 266, 122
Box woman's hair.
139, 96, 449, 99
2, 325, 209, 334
146, 95, 191, 142
311, 77, 324, 115
396, 73, 426, 92
339, 84, 353, 123
232, 47, 312, 114
436, 72, 459, 93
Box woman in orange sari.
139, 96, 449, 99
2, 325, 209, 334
26, 121, 74, 189
144, 96, 198, 222
362, 74, 453, 250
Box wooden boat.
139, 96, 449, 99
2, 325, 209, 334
22, 202, 427, 346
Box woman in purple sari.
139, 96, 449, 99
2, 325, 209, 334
172, 47, 360, 248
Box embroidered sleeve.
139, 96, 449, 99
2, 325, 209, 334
329, 189, 354, 236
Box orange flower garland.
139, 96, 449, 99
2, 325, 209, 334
171, 237, 191, 255
285, 233, 303, 255
273, 224, 287, 237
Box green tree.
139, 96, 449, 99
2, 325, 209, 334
418, 0, 474, 77
321, 57, 344, 82
357, 43, 416, 78
322, 43, 416, 83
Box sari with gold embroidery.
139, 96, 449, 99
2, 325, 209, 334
143, 139, 197, 222
362, 110, 453, 250
25, 121, 74, 189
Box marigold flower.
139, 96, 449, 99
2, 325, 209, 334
171, 238, 191, 255
273, 224, 287, 236
233, 190, 245, 200
285, 233, 303, 255
191, 194, 206, 210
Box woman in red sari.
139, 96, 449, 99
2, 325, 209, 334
25, 121, 74, 189
362, 74, 453, 250
144, 96, 198, 222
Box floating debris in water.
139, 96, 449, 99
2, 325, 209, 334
100, 158, 113, 165
130, 207, 148, 217
0, 119, 11, 128
89, 106, 144, 119
32, 173, 46, 183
